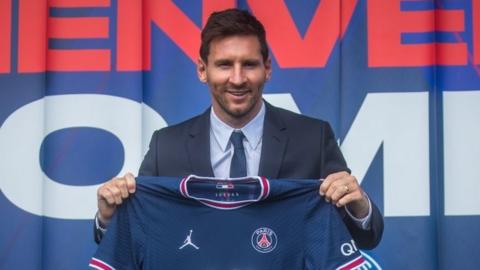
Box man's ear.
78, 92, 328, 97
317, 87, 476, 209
197, 58, 207, 83
265, 57, 272, 81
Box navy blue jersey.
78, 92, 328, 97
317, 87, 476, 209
90, 176, 368, 270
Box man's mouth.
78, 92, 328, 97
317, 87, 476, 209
227, 90, 249, 96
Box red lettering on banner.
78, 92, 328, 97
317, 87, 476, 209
10, 0, 476, 73
18, 0, 47, 72
130, 0, 198, 70
117, 0, 142, 71
368, 0, 466, 67
46, 1, 110, 71
0, 0, 11, 73
436, 9, 468, 66
474, 0, 480, 65
341, 0, 358, 38
48, 0, 110, 8
144, 0, 199, 69
248, 0, 358, 68
142, 0, 235, 70
47, 50, 110, 71
202, 0, 236, 26
48, 17, 109, 39
18, 0, 110, 72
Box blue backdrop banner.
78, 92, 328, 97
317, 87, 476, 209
0, 0, 479, 269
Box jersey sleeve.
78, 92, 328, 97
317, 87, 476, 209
304, 196, 369, 270
89, 196, 146, 270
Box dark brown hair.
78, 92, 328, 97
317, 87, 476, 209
200, 9, 269, 63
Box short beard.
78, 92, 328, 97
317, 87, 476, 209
217, 95, 256, 119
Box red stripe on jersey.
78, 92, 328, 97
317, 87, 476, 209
89, 257, 114, 270
337, 255, 366, 270
260, 177, 270, 199
180, 177, 188, 197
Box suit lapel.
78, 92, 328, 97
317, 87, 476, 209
258, 103, 288, 178
186, 109, 215, 177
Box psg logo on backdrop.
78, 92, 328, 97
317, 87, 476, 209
251, 227, 278, 253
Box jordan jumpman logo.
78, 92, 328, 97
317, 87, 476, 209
179, 229, 200, 250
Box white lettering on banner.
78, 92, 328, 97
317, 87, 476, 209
0, 94, 166, 219
263, 93, 300, 113
341, 92, 430, 217
444, 90, 480, 216
0, 92, 445, 218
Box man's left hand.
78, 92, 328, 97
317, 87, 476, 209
319, 171, 370, 219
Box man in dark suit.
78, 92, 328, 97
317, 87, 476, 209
94, 8, 383, 249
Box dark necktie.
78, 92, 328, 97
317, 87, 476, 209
229, 131, 247, 178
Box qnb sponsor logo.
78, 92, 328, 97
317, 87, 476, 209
341, 240, 359, 256
338, 240, 382, 270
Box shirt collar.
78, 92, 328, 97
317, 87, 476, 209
210, 102, 265, 152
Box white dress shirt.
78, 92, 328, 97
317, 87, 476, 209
210, 103, 265, 178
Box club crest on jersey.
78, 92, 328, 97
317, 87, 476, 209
251, 227, 278, 253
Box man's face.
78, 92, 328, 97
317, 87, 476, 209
197, 35, 271, 128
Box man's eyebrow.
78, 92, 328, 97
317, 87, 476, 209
212, 58, 261, 66
243, 59, 261, 65
213, 59, 232, 65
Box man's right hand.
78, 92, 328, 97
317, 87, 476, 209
96, 172, 136, 227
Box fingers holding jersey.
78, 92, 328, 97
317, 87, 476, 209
319, 171, 356, 201
107, 185, 124, 205
319, 171, 368, 214
98, 187, 116, 205
124, 172, 136, 193
328, 183, 352, 205
97, 173, 137, 225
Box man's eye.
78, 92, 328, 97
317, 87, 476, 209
244, 62, 259, 68
217, 63, 231, 69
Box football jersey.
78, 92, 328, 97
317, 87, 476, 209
90, 176, 369, 270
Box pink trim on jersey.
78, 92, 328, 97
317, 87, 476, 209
89, 257, 115, 270
260, 176, 270, 199
180, 177, 188, 197
336, 255, 366, 270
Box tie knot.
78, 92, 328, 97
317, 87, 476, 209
230, 131, 244, 150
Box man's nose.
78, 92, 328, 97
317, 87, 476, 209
229, 66, 247, 86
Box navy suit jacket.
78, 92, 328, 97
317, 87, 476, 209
95, 102, 383, 249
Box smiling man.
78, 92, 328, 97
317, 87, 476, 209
94, 8, 383, 250
197, 34, 269, 129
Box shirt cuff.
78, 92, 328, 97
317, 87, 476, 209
95, 212, 107, 234
344, 194, 372, 230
